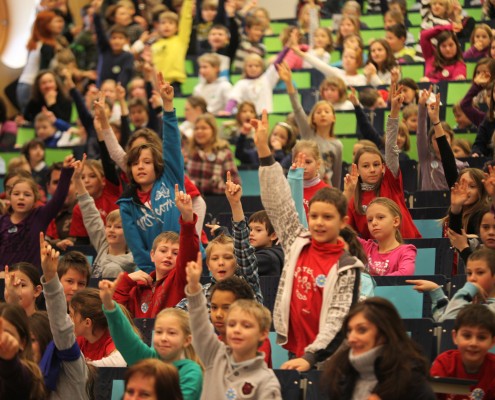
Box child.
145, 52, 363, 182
112, 185, 199, 317
207, 23, 240, 79
451, 139, 472, 158
193, 53, 233, 114
185, 252, 282, 398
335, 15, 360, 50
73, 156, 135, 278
402, 104, 419, 132
179, 96, 208, 139
346, 75, 421, 240
420, 23, 466, 83
358, 197, 417, 276
70, 288, 126, 366
279, 62, 343, 188
39, 234, 89, 399
57, 250, 90, 303
254, 109, 365, 372
431, 304, 495, 400
195, 0, 226, 53
384, 9, 416, 44
464, 24, 493, 60
364, 39, 399, 87
319, 77, 354, 111
420, 0, 453, 30
399, 78, 419, 106
4, 263, 43, 317
0, 156, 74, 271
385, 24, 418, 64
408, 248, 495, 322
230, 100, 257, 144
21, 138, 49, 192
150, 0, 193, 92
232, 15, 266, 73
99, 275, 203, 399
34, 110, 82, 148
186, 113, 240, 195
453, 103, 475, 131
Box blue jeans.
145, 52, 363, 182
16, 82, 33, 114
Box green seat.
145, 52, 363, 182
407, 133, 418, 161
400, 64, 424, 82
340, 136, 359, 163
455, 132, 476, 145
330, 50, 341, 62
182, 76, 199, 96
361, 29, 387, 45
446, 81, 471, 105
466, 62, 476, 80
45, 148, 72, 165
445, 105, 456, 127
173, 97, 188, 119
185, 59, 195, 76
334, 112, 357, 136
409, 26, 420, 43
361, 14, 385, 29
291, 71, 311, 89
408, 12, 422, 26
464, 7, 482, 19
269, 331, 289, 369
270, 22, 289, 35
263, 36, 283, 53
71, 103, 78, 123
272, 93, 297, 114
374, 285, 424, 318
268, 113, 287, 130
230, 74, 242, 85
16, 127, 35, 147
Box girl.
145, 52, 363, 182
0, 156, 74, 271
335, 15, 361, 49
472, 81, 495, 158
302, 27, 334, 68
0, 304, 46, 400
186, 113, 240, 195
420, 0, 453, 30
451, 139, 472, 158
364, 39, 400, 87
16, 10, 66, 114
73, 156, 135, 278
70, 288, 126, 366
21, 138, 49, 193
99, 274, 203, 400
29, 311, 52, 364
231, 101, 257, 152
463, 24, 493, 60
399, 78, 419, 106
359, 198, 417, 276
319, 77, 354, 111
179, 96, 207, 139
420, 23, 466, 83
346, 75, 421, 239
278, 62, 343, 187
323, 298, 435, 399
124, 359, 183, 400
4, 263, 43, 317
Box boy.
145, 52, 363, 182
186, 252, 282, 399
151, 0, 193, 93
402, 104, 418, 132
57, 250, 91, 303
453, 103, 476, 131
232, 15, 266, 73
193, 53, 233, 114
34, 112, 81, 148
208, 23, 239, 78
385, 24, 419, 64
113, 186, 199, 318
408, 248, 495, 322
255, 110, 364, 371
431, 304, 495, 400
93, 1, 134, 88
210, 276, 272, 366
195, 0, 227, 53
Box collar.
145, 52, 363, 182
304, 176, 321, 188
349, 345, 384, 378
360, 182, 378, 191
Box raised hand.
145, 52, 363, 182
251, 110, 270, 158
276, 62, 295, 93
93, 92, 110, 132
418, 85, 433, 107
40, 232, 60, 282
115, 83, 126, 102
62, 154, 76, 169
450, 180, 469, 210
405, 279, 440, 292
483, 164, 495, 198
0, 318, 20, 361
98, 272, 124, 310
3, 265, 21, 304
390, 84, 404, 117
348, 87, 359, 107
157, 72, 174, 111
225, 170, 242, 204
291, 152, 306, 170
175, 183, 193, 222
186, 252, 203, 294
427, 92, 441, 124
344, 163, 359, 199
149, 90, 162, 109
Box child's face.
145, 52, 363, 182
298, 150, 320, 180
35, 120, 56, 140
129, 106, 148, 128
82, 165, 105, 198
151, 240, 179, 276
314, 28, 330, 50
124, 375, 157, 400
480, 212, 495, 249
10, 182, 36, 215
397, 130, 407, 149
347, 311, 381, 356
210, 289, 237, 337
5, 270, 41, 312
459, 173, 480, 206
342, 49, 359, 72
339, 18, 356, 37
238, 105, 256, 124
490, 40, 495, 58
244, 59, 263, 78
308, 201, 347, 244
431, 0, 447, 17
254, 10, 269, 30
69, 307, 88, 338
129, 79, 146, 98
131, 148, 156, 190
404, 115, 418, 132
344, 36, 360, 52
370, 42, 388, 65
105, 219, 125, 247
100, 81, 117, 101
321, 85, 341, 104
207, 243, 236, 281
208, 28, 229, 50
248, 221, 274, 248
246, 25, 264, 43
60, 269, 88, 303
226, 308, 267, 361
357, 152, 385, 184
114, 6, 132, 25
466, 259, 495, 296
453, 107, 471, 129
39, 73, 57, 95
453, 326, 495, 371
313, 103, 335, 128
452, 144, 469, 158
29, 145, 45, 166
383, 14, 397, 29
153, 314, 191, 362
184, 102, 203, 123
201, 7, 217, 22
193, 120, 215, 148
109, 33, 128, 53
198, 61, 219, 83
48, 16, 65, 35
385, 31, 404, 53
366, 203, 399, 241
439, 37, 458, 60
269, 125, 289, 149
402, 87, 417, 104
474, 28, 491, 51
158, 19, 178, 38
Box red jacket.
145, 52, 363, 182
113, 215, 199, 318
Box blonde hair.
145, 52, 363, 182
84, 159, 104, 181
106, 209, 122, 225
228, 299, 272, 334
205, 234, 234, 263
308, 101, 335, 135
336, 15, 360, 47
198, 53, 221, 69
7, 156, 30, 175
320, 77, 347, 103
470, 24, 493, 47
190, 113, 229, 153
367, 197, 403, 243
292, 140, 321, 161
152, 231, 180, 250
159, 10, 178, 24
242, 54, 264, 78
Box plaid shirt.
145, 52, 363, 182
186, 147, 240, 195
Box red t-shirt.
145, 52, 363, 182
285, 239, 345, 357
431, 350, 495, 400
303, 180, 331, 218
347, 167, 421, 240
77, 329, 116, 361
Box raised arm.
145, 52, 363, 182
385, 73, 402, 177
420, 24, 455, 61
460, 81, 486, 128
349, 87, 384, 148
416, 87, 432, 166
292, 46, 346, 81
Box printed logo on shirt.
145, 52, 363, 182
155, 184, 171, 201
368, 257, 390, 276
294, 265, 319, 302
470, 388, 485, 400
225, 387, 237, 399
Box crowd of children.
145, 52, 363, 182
2, 0, 495, 397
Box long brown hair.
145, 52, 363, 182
353, 147, 385, 215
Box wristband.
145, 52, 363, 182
433, 121, 441, 126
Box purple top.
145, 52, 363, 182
358, 237, 417, 276
463, 46, 489, 60
460, 83, 485, 127
0, 167, 73, 271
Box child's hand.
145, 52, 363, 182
471, 282, 489, 303
344, 163, 359, 198
115, 83, 126, 102
281, 357, 311, 372
0, 318, 20, 361
474, 70, 491, 87
405, 279, 440, 292
157, 72, 174, 111
44, 89, 58, 107
483, 165, 495, 198
225, 170, 242, 204
98, 272, 124, 311
363, 63, 377, 79
348, 87, 359, 107
40, 233, 60, 282
93, 93, 109, 132
418, 85, 433, 107
128, 270, 153, 286
62, 154, 75, 169
251, 110, 271, 158
149, 90, 162, 109
451, 21, 463, 33
427, 93, 441, 124
72, 153, 87, 182
390, 84, 404, 116
447, 228, 469, 251
60, 68, 75, 89
291, 152, 306, 170
3, 266, 21, 304
390, 67, 400, 86
205, 223, 221, 236
276, 62, 292, 83
175, 183, 193, 222
450, 179, 469, 211
186, 252, 203, 294
41, 107, 57, 124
